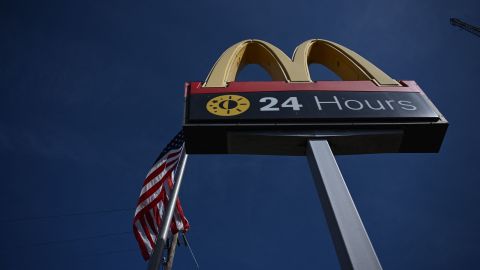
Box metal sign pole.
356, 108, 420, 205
306, 140, 382, 270
147, 150, 188, 270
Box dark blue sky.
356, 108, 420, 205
1, 0, 479, 269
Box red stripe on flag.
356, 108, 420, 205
134, 187, 167, 220
143, 150, 180, 186
140, 217, 156, 249
133, 224, 150, 260
137, 169, 170, 203
175, 199, 190, 231
153, 204, 162, 229
145, 211, 159, 236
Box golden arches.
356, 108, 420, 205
203, 39, 400, 87
203, 40, 308, 87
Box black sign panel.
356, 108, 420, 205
187, 91, 439, 123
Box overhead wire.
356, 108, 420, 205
0, 209, 200, 266
0, 208, 134, 223
0, 231, 132, 252
0, 208, 198, 264
0, 207, 137, 259
79, 248, 138, 260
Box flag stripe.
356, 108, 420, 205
144, 150, 182, 186
136, 165, 174, 207
146, 147, 182, 176
134, 170, 170, 216
153, 204, 162, 231
134, 185, 167, 220
146, 210, 158, 236
134, 220, 153, 258
133, 224, 149, 259
140, 217, 156, 249
141, 151, 182, 194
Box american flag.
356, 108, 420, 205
133, 130, 190, 260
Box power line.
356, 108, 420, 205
0, 231, 131, 252
0, 208, 134, 223
79, 248, 138, 260
450, 18, 480, 38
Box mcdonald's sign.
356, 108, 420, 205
183, 39, 448, 155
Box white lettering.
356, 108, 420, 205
260, 97, 280, 111
385, 100, 395, 110
398, 100, 417, 110
344, 100, 364, 110
364, 100, 386, 110
281, 97, 303, 111
314, 96, 343, 110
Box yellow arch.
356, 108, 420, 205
293, 39, 399, 85
203, 39, 400, 87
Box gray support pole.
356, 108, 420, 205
164, 233, 179, 270
147, 150, 188, 270
306, 140, 382, 270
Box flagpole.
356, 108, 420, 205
147, 149, 188, 270
164, 233, 179, 270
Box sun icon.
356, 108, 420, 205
206, 95, 250, 116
